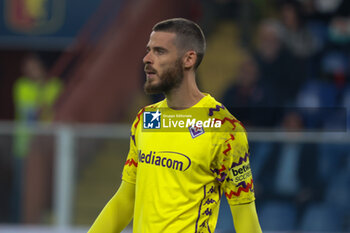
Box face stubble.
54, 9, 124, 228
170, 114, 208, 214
144, 58, 184, 95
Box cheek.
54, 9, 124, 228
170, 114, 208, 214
156, 55, 178, 74
156, 63, 168, 77
159, 60, 174, 71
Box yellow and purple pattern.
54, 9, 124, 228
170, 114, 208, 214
122, 94, 255, 233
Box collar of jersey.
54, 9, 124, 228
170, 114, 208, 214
159, 93, 212, 111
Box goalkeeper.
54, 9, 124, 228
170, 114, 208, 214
88, 18, 262, 233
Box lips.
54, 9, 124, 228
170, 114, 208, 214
144, 65, 157, 75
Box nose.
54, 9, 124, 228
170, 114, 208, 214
143, 51, 153, 64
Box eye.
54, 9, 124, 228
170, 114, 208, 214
155, 50, 162, 55
154, 48, 166, 55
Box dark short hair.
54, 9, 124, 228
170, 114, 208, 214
153, 18, 206, 69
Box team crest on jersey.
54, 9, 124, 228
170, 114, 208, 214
4, 0, 65, 34
189, 125, 205, 138
143, 110, 161, 129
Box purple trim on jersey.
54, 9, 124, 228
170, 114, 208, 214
195, 185, 206, 233
210, 168, 219, 175
131, 134, 136, 146
208, 104, 225, 116
216, 172, 227, 182
207, 220, 212, 233
230, 153, 249, 168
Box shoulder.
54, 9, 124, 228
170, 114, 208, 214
206, 95, 246, 133
131, 99, 166, 128
144, 99, 165, 109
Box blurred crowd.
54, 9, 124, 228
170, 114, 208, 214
212, 0, 350, 129
203, 0, 350, 231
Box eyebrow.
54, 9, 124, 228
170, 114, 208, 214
146, 46, 168, 53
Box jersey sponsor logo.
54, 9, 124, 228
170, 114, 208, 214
231, 163, 252, 182
138, 150, 191, 171
143, 110, 161, 129
229, 153, 252, 182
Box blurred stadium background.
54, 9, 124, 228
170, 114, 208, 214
0, 0, 350, 232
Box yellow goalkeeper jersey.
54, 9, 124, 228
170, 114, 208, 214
122, 94, 255, 233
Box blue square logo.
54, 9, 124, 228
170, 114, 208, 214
143, 110, 161, 129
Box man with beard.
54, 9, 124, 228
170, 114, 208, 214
88, 18, 261, 233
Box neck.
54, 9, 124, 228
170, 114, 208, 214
165, 70, 205, 109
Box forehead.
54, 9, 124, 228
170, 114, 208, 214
147, 31, 177, 49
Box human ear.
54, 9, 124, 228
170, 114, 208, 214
183, 51, 197, 69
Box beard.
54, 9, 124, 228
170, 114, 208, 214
144, 59, 184, 95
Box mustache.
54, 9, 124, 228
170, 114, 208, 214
144, 65, 157, 73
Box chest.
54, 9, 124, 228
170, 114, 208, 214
136, 130, 214, 176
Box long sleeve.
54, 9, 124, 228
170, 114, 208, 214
88, 181, 135, 233
230, 201, 262, 233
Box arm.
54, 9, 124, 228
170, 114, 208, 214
230, 201, 262, 233
88, 181, 135, 233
